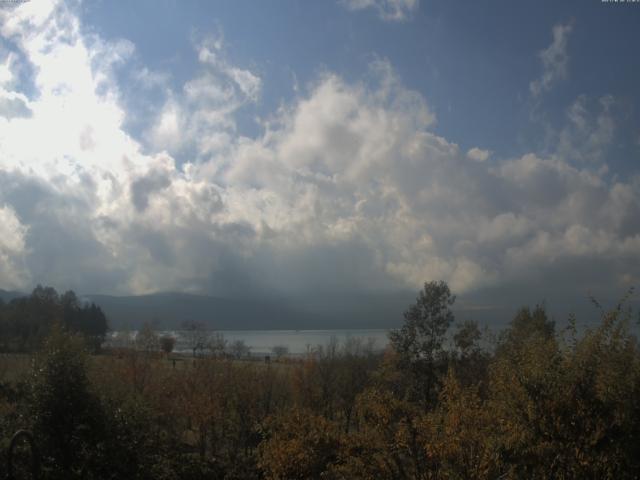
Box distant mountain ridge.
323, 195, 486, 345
85, 291, 414, 331
0, 289, 24, 303
0, 288, 444, 330
4, 287, 626, 331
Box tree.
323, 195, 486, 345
136, 322, 159, 353
390, 281, 455, 363
453, 319, 482, 357
335, 386, 424, 479
335, 337, 377, 432
258, 409, 341, 480
182, 320, 209, 357
388, 280, 456, 408
497, 304, 554, 357
29, 326, 105, 475
484, 300, 640, 478
419, 369, 501, 479
271, 345, 289, 360
452, 319, 489, 387
111, 328, 133, 351
230, 339, 250, 359
0, 287, 108, 353
159, 335, 176, 356
207, 332, 227, 357
81, 303, 109, 352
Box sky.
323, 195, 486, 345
0, 0, 639, 314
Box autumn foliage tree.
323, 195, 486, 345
3, 280, 640, 479
258, 409, 341, 480
389, 280, 456, 409
29, 326, 105, 477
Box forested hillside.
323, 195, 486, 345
0, 286, 108, 353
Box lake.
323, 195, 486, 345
108, 328, 391, 355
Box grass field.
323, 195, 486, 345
0, 349, 295, 388
0, 354, 32, 385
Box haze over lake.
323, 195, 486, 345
108, 328, 390, 356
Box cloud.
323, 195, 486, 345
0, 93, 31, 119
0, 1, 638, 305
0, 49, 31, 119
466, 147, 490, 162
130, 166, 172, 212
556, 95, 616, 163
0, 204, 29, 289
530, 22, 573, 97
339, 0, 418, 21
145, 34, 261, 160
219, 60, 639, 297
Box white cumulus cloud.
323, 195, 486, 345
0, 1, 638, 305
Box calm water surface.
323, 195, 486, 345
109, 329, 390, 355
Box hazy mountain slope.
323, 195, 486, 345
5, 287, 625, 331
0, 289, 25, 303
86, 291, 414, 330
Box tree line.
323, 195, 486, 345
0, 281, 639, 479
0, 286, 108, 353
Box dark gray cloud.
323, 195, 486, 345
130, 169, 171, 212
